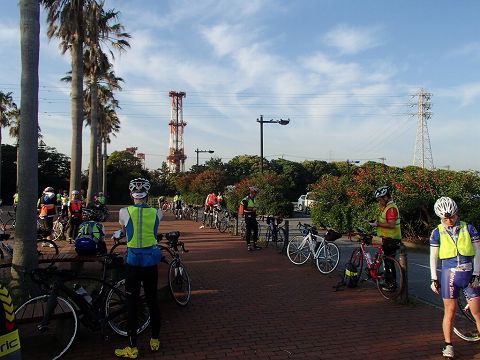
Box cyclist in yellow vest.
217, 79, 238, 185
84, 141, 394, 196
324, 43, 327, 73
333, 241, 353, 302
115, 178, 163, 359
368, 185, 401, 292
429, 196, 480, 359
242, 186, 261, 251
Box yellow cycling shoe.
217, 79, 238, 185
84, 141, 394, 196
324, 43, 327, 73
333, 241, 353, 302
115, 346, 138, 359
150, 338, 160, 351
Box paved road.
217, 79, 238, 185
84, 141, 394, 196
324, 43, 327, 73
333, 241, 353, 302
22, 212, 474, 360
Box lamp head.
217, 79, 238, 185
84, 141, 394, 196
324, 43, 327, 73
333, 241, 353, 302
279, 119, 290, 125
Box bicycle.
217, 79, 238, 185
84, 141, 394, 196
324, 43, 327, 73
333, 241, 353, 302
258, 216, 286, 253
348, 227, 405, 300
450, 285, 480, 341
110, 230, 192, 307
0, 230, 59, 267
0, 208, 16, 231
52, 215, 69, 241
286, 222, 341, 274
14, 253, 150, 360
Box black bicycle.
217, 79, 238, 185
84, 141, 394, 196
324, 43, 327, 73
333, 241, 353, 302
258, 216, 286, 253
110, 230, 192, 307
14, 253, 150, 360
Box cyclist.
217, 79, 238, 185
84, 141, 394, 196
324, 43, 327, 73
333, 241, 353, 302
217, 191, 226, 207
96, 191, 106, 206
368, 185, 401, 291
173, 192, 183, 219
241, 186, 261, 251
60, 190, 69, 218
37, 187, 57, 243
68, 190, 83, 243
429, 196, 480, 359
12, 191, 18, 213
200, 191, 217, 229
115, 178, 163, 359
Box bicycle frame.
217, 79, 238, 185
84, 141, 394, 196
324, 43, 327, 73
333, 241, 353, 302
358, 241, 384, 279
298, 232, 329, 260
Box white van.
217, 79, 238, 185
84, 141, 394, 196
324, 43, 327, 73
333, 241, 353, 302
297, 192, 315, 213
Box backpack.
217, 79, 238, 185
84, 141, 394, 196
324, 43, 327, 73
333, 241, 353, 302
75, 221, 106, 256
335, 261, 359, 290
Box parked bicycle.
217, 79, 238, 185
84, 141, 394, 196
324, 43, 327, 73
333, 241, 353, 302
453, 291, 480, 341
52, 214, 69, 241
0, 208, 16, 231
110, 230, 192, 307
258, 216, 286, 253
0, 230, 59, 267
348, 227, 405, 300
14, 253, 150, 360
287, 222, 341, 274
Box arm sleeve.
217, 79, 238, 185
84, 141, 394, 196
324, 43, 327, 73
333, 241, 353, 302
430, 246, 439, 280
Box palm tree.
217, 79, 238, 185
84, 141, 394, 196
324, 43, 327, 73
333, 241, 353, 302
12, 0, 40, 291
0, 91, 18, 199
83, 1, 130, 205
42, 0, 87, 195
9, 108, 43, 189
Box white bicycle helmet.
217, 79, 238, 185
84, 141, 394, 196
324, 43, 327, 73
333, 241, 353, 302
44, 186, 54, 193
434, 196, 458, 218
129, 178, 151, 199
71, 190, 80, 195
249, 186, 259, 193
374, 185, 391, 198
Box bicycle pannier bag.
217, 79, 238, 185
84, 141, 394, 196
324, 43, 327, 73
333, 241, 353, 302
343, 261, 359, 288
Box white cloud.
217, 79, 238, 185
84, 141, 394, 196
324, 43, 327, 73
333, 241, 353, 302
324, 24, 383, 55
450, 42, 480, 59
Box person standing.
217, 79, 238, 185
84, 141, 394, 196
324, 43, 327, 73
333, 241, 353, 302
200, 191, 217, 228
368, 185, 401, 291
115, 178, 163, 359
12, 191, 19, 213
67, 190, 83, 243
241, 186, 261, 251
429, 196, 480, 359
37, 187, 57, 241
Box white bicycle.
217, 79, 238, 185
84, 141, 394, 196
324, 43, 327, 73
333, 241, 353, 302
287, 222, 341, 274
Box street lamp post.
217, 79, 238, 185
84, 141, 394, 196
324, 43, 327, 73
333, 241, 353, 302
346, 159, 360, 177
257, 115, 290, 173
195, 148, 214, 166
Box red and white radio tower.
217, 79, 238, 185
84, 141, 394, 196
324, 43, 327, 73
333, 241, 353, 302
167, 91, 187, 173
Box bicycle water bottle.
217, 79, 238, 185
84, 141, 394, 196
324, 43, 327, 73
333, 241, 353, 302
366, 252, 374, 266
73, 284, 92, 304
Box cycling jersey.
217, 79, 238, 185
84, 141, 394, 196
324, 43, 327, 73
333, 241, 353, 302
430, 222, 480, 299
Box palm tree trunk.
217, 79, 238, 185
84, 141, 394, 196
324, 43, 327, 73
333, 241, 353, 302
86, 81, 99, 206
102, 139, 107, 196
97, 131, 102, 193
0, 128, 2, 200
12, 0, 40, 293
69, 0, 84, 195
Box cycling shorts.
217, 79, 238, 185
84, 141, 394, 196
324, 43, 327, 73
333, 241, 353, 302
441, 264, 480, 300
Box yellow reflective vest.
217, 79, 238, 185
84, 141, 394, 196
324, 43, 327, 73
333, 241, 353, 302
438, 221, 475, 259
377, 202, 401, 240
127, 206, 158, 248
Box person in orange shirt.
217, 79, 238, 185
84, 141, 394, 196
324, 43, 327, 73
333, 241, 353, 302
37, 187, 57, 241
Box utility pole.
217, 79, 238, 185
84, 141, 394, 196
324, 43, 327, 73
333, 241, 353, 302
413, 89, 434, 169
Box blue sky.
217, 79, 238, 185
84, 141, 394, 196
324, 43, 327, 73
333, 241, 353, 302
1, 0, 480, 171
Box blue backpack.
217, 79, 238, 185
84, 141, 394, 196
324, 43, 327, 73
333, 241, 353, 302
75, 221, 106, 256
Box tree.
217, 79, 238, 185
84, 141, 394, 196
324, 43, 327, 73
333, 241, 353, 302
12, 0, 40, 294
0, 91, 18, 199
42, 0, 86, 195
83, 1, 130, 205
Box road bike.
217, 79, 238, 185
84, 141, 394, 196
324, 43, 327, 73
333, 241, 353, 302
0, 208, 16, 231
0, 230, 59, 267
52, 215, 69, 241
287, 222, 341, 274
452, 289, 480, 341
348, 227, 405, 300
14, 253, 150, 360
110, 230, 192, 307
258, 216, 286, 253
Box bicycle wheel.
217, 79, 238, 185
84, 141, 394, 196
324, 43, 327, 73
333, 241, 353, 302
453, 291, 480, 341
105, 279, 150, 336
375, 255, 405, 299
52, 220, 63, 241
316, 242, 340, 274
168, 258, 191, 306
274, 227, 286, 254
287, 236, 311, 265
37, 239, 59, 267
218, 217, 228, 233
349, 248, 364, 277
258, 227, 270, 248
15, 295, 78, 360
